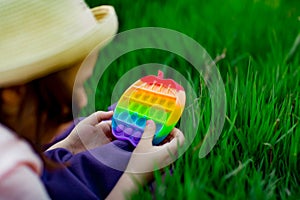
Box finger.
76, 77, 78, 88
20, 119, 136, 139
96, 121, 113, 139
137, 120, 156, 146
82, 111, 114, 126
164, 128, 185, 153
172, 128, 185, 146
95, 111, 114, 123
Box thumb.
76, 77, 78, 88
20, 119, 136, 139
138, 120, 156, 146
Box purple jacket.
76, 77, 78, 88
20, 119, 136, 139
42, 121, 134, 200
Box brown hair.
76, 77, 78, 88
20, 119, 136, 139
0, 70, 74, 169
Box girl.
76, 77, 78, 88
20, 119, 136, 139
0, 1, 184, 199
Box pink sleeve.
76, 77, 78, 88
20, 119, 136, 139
0, 124, 50, 199
0, 165, 50, 200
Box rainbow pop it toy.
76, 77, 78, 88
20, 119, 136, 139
111, 71, 186, 146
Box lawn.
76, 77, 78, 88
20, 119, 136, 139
85, 0, 299, 199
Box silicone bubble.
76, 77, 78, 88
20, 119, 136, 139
112, 70, 186, 146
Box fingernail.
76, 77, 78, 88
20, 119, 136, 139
146, 120, 154, 126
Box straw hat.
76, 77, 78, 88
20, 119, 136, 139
0, 0, 118, 87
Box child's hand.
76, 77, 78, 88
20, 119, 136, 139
126, 120, 185, 180
106, 120, 185, 200
47, 111, 114, 154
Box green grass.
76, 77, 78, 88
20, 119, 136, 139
85, 0, 299, 199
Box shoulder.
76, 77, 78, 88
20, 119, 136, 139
0, 124, 42, 180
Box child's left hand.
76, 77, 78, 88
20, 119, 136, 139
47, 111, 114, 154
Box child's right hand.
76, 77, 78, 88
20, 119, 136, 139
106, 120, 184, 200
126, 120, 185, 177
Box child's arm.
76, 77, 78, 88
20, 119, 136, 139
105, 172, 146, 200
0, 124, 50, 199
106, 120, 185, 200
0, 165, 50, 200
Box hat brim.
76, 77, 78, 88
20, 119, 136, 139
0, 5, 118, 87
